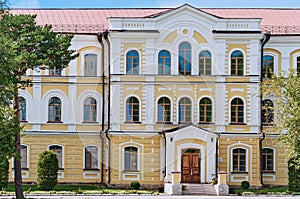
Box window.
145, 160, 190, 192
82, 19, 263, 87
84, 54, 97, 76
48, 97, 61, 122
231, 98, 244, 124
231, 50, 243, 76
179, 97, 192, 123
49, 145, 63, 169
262, 148, 274, 172
124, 147, 138, 171
199, 98, 212, 123
158, 50, 171, 75
85, 146, 99, 169
126, 97, 139, 122
263, 55, 274, 78
19, 97, 26, 121
157, 97, 171, 123
179, 42, 191, 75
49, 67, 61, 76
20, 145, 28, 169
199, 51, 212, 75
84, 97, 97, 122
297, 56, 300, 75
262, 99, 274, 125
126, 50, 139, 75
232, 148, 246, 172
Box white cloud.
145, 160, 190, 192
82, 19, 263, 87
11, 0, 40, 8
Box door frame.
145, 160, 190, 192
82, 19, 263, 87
181, 148, 201, 183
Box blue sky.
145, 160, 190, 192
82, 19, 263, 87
9, 0, 300, 8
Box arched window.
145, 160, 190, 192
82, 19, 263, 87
158, 50, 171, 75
20, 145, 28, 169
232, 148, 246, 172
19, 97, 26, 121
49, 145, 63, 169
231, 50, 243, 76
297, 56, 300, 75
178, 97, 192, 123
84, 97, 97, 122
84, 146, 99, 169
126, 50, 139, 75
157, 97, 171, 122
262, 99, 274, 125
179, 42, 191, 75
262, 148, 274, 172
231, 98, 244, 124
199, 51, 212, 75
84, 54, 97, 76
263, 55, 274, 78
124, 146, 138, 171
126, 97, 139, 122
199, 98, 212, 123
48, 97, 61, 122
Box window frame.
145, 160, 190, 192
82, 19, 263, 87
20, 145, 28, 169
178, 97, 192, 123
158, 50, 171, 75
84, 145, 100, 170
262, 147, 275, 173
124, 146, 139, 172
199, 50, 212, 76
262, 99, 274, 125
84, 53, 98, 77
126, 50, 140, 75
125, 96, 140, 123
230, 50, 244, 76
157, 97, 172, 123
48, 97, 62, 123
262, 55, 274, 78
199, 97, 213, 124
49, 66, 62, 76
230, 98, 245, 125
48, 144, 64, 169
232, 147, 247, 173
178, 42, 192, 75
83, 97, 97, 122
19, 96, 27, 122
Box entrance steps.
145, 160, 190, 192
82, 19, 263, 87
182, 183, 216, 196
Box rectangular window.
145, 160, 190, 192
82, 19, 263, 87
85, 146, 98, 169
20, 145, 27, 169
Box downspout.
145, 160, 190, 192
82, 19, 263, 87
259, 33, 271, 187
162, 133, 166, 179
215, 133, 220, 181
97, 32, 105, 184
104, 30, 111, 184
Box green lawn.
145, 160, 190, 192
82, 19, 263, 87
233, 187, 290, 195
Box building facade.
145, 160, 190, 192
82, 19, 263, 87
9, 4, 300, 187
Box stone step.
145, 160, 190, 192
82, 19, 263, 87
182, 183, 216, 196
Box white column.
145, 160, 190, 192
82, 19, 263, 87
214, 40, 227, 76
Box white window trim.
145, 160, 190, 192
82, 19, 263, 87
80, 49, 101, 77
229, 96, 246, 124
198, 96, 214, 123
230, 147, 249, 173
177, 96, 194, 124
262, 147, 276, 172
48, 144, 65, 169
12, 144, 29, 169
196, 45, 214, 76
124, 95, 141, 123
263, 52, 278, 76
156, 95, 173, 123
18, 89, 33, 122
228, 48, 246, 76
83, 145, 100, 170
125, 49, 141, 75
293, 53, 300, 74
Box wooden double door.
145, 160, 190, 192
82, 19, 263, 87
181, 149, 201, 183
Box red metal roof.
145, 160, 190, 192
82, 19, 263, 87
10, 8, 300, 34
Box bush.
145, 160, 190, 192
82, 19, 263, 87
288, 157, 300, 191
241, 181, 250, 189
0, 158, 9, 189
37, 150, 59, 190
130, 181, 140, 190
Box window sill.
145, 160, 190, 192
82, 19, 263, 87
47, 121, 63, 124
262, 171, 275, 174
12, 168, 29, 170
199, 122, 214, 125
178, 122, 193, 125
123, 170, 140, 173
262, 124, 274, 126
82, 122, 99, 124
231, 172, 248, 174
20, 121, 28, 123
156, 122, 173, 124
125, 122, 141, 124
229, 123, 247, 125
83, 168, 100, 171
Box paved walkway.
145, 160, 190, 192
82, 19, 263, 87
0, 195, 300, 199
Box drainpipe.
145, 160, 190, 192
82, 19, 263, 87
104, 30, 111, 184
215, 133, 220, 181
97, 32, 105, 184
259, 33, 271, 187
161, 133, 166, 179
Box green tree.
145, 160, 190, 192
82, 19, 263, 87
0, 158, 9, 190
0, 13, 77, 198
37, 150, 59, 190
261, 69, 300, 188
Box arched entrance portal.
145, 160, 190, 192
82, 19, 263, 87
181, 149, 201, 183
